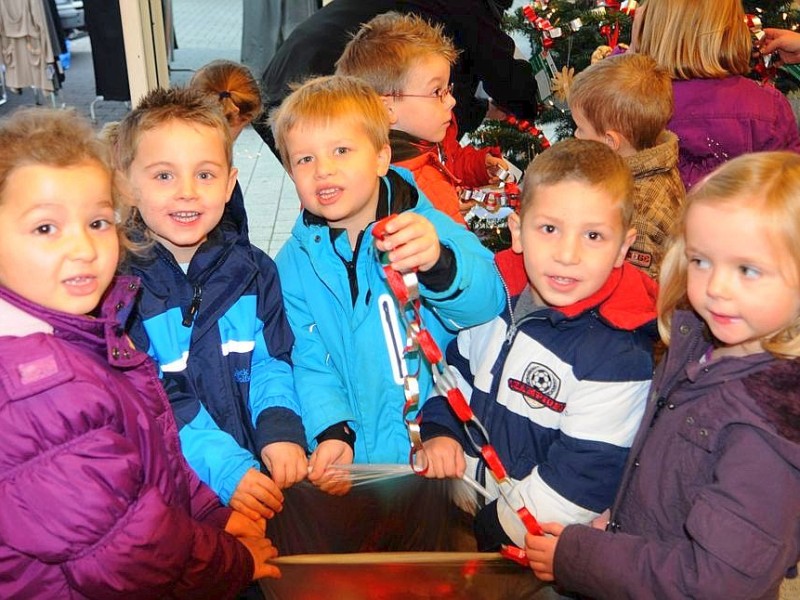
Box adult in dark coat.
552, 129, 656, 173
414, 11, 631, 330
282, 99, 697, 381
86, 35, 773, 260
254, 0, 538, 158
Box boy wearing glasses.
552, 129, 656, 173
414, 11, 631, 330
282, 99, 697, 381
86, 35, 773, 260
336, 12, 509, 224
269, 75, 504, 488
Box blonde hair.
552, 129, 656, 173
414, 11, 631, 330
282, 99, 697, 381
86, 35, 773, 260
113, 86, 232, 250
269, 75, 390, 171
189, 59, 262, 127
335, 12, 459, 95
569, 53, 673, 151
521, 138, 635, 229
658, 152, 800, 358
636, 0, 750, 79
0, 107, 130, 257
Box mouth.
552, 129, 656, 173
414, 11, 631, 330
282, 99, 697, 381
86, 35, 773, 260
63, 275, 96, 286
708, 310, 739, 325
317, 187, 342, 204
548, 275, 579, 286
170, 211, 201, 223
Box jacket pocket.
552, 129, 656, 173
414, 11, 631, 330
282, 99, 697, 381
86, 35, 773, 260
686, 492, 781, 578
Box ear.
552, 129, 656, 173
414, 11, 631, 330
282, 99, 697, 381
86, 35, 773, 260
508, 211, 524, 255
381, 95, 399, 125
604, 130, 623, 152
224, 166, 238, 203
614, 227, 638, 267
376, 143, 392, 177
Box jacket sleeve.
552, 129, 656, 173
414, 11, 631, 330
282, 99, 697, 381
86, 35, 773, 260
761, 86, 800, 154
415, 196, 506, 331
275, 243, 356, 447
0, 382, 253, 599
442, 122, 496, 188
250, 252, 306, 451
495, 375, 650, 547
553, 426, 800, 600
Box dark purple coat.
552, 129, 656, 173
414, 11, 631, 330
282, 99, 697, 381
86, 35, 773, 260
553, 310, 800, 600
0, 278, 253, 598
669, 76, 800, 189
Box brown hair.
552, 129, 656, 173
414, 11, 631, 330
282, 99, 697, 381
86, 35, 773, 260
0, 107, 129, 256
335, 12, 459, 95
635, 0, 750, 79
569, 53, 673, 150
520, 138, 635, 228
658, 152, 800, 358
269, 75, 390, 171
189, 59, 262, 127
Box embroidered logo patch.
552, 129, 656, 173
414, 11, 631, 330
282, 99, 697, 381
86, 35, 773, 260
233, 368, 251, 383
508, 362, 565, 413
627, 249, 652, 269
18, 355, 59, 385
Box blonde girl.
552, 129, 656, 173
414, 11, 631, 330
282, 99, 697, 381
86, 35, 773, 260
526, 151, 800, 599
633, 0, 800, 189
0, 108, 278, 598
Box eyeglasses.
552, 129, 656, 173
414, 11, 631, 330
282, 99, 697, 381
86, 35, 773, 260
387, 82, 454, 104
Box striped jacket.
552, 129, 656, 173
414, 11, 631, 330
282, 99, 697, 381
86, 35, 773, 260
127, 224, 305, 504
421, 261, 658, 546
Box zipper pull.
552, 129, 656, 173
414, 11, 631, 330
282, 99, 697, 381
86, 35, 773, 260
182, 285, 202, 327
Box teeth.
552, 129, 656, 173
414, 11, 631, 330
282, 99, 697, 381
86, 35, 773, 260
318, 188, 339, 199
552, 276, 575, 284
65, 276, 93, 285
172, 212, 199, 222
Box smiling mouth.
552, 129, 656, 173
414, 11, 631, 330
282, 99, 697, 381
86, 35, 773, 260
171, 211, 200, 223
317, 187, 341, 202
64, 275, 95, 286
549, 275, 578, 285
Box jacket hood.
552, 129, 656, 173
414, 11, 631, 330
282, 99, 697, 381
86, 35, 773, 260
497, 250, 658, 331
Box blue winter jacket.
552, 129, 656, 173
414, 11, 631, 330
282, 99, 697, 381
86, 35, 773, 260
276, 167, 505, 464
127, 221, 305, 504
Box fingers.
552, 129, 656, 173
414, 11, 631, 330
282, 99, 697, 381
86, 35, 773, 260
229, 497, 266, 521
240, 537, 282, 581
373, 214, 440, 272
422, 437, 466, 479
231, 469, 285, 518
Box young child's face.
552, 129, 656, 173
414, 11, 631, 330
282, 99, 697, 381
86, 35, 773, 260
509, 180, 635, 307
125, 119, 237, 264
0, 160, 118, 315
684, 200, 800, 357
285, 118, 391, 240
387, 54, 455, 144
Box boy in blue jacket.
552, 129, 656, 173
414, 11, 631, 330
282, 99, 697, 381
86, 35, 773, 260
269, 75, 504, 489
421, 139, 659, 551
116, 87, 307, 522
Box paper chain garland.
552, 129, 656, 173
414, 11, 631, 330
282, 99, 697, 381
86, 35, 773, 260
373, 215, 543, 566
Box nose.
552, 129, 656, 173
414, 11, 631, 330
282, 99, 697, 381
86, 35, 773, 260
178, 176, 197, 200
69, 227, 98, 262
445, 88, 456, 110
315, 155, 335, 179
706, 267, 731, 299
553, 232, 580, 265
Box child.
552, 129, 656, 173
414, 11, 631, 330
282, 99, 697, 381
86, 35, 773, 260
0, 108, 278, 597
526, 151, 800, 599
420, 139, 659, 552
335, 12, 508, 223
190, 59, 262, 236
115, 87, 308, 522
269, 75, 505, 485
569, 52, 685, 280
634, 0, 800, 189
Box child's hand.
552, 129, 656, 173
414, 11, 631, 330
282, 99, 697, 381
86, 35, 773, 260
229, 468, 284, 520
485, 154, 510, 185
237, 536, 281, 580
308, 439, 354, 496
374, 213, 441, 272
225, 509, 267, 538
261, 441, 309, 489
525, 522, 565, 582
421, 436, 466, 478
591, 509, 611, 530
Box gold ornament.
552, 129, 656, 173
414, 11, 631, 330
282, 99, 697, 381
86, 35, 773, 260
591, 43, 630, 64
551, 66, 575, 102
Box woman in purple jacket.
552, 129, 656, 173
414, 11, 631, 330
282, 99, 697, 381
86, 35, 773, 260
0, 108, 279, 598
633, 0, 800, 190
525, 152, 800, 599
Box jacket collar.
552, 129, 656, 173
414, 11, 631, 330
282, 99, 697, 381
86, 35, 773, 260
625, 131, 679, 178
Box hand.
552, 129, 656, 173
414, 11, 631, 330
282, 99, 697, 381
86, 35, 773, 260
420, 436, 466, 478
237, 536, 281, 580
261, 441, 309, 489
485, 100, 508, 122
308, 439, 354, 496
591, 509, 610, 530
762, 28, 800, 65
229, 468, 284, 520
373, 212, 440, 272
225, 509, 267, 538
525, 522, 565, 582
485, 154, 510, 185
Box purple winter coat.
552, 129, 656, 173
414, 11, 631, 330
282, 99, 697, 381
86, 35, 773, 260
553, 310, 800, 600
669, 76, 800, 189
0, 278, 253, 598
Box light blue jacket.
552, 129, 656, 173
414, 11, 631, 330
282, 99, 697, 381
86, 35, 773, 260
276, 168, 504, 463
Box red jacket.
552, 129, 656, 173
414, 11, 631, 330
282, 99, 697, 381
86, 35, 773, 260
391, 121, 499, 224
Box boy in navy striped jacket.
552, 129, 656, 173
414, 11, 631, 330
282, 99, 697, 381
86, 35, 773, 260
420, 138, 659, 551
